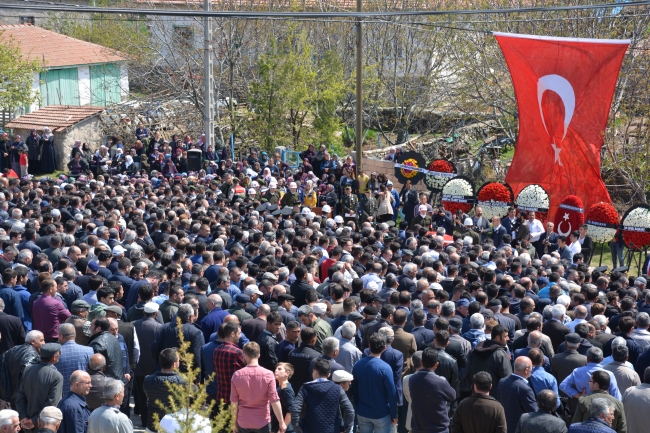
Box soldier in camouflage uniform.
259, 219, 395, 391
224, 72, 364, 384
341, 185, 359, 227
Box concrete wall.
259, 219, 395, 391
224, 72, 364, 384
0, 1, 90, 25
11, 115, 102, 172
59, 117, 103, 171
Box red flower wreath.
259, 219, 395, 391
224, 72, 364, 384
430, 160, 454, 173
477, 182, 512, 203
586, 202, 619, 244
443, 202, 473, 215
588, 202, 618, 225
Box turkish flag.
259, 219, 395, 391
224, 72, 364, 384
495, 33, 629, 222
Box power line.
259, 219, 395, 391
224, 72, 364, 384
1, 0, 650, 18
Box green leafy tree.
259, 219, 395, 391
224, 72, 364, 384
0, 34, 42, 112
248, 30, 345, 151
151, 319, 233, 433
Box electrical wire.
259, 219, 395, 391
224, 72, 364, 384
1, 0, 650, 18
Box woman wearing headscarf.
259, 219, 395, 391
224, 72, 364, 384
93, 146, 111, 176
26, 129, 40, 174
123, 155, 138, 176
70, 140, 83, 160
40, 127, 57, 174
67, 151, 89, 177
300, 180, 318, 208
161, 158, 178, 177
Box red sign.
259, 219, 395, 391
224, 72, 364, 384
495, 33, 629, 221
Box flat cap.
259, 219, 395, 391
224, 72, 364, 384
363, 306, 378, 316
332, 370, 354, 383
71, 299, 90, 309
449, 317, 463, 329
348, 311, 364, 321
278, 294, 295, 302
565, 333, 581, 344
236, 294, 250, 304
105, 305, 123, 316
312, 303, 327, 315
144, 302, 160, 313
40, 406, 63, 421
41, 343, 61, 358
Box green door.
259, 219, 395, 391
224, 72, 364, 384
39, 68, 80, 107
90, 63, 121, 106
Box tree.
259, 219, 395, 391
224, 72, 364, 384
0, 34, 42, 112
151, 319, 232, 433
248, 30, 345, 151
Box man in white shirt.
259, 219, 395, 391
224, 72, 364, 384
525, 212, 545, 243
567, 305, 588, 332
569, 232, 582, 256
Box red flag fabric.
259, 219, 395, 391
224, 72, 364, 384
495, 33, 629, 222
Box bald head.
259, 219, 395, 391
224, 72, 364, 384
70, 370, 90, 387
575, 305, 588, 319
88, 354, 106, 371
224, 314, 239, 324
514, 356, 533, 377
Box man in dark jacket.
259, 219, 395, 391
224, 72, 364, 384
0, 298, 26, 355
290, 266, 313, 307
409, 347, 456, 433
16, 343, 64, 432
432, 331, 459, 393
288, 328, 321, 392
543, 305, 571, 352
497, 356, 538, 433
87, 317, 123, 381
451, 371, 507, 433
151, 304, 204, 372
132, 302, 162, 427
57, 370, 92, 433
515, 390, 568, 433
1, 330, 44, 407
291, 358, 354, 433
257, 311, 282, 372
143, 348, 185, 431
86, 354, 110, 411
468, 325, 513, 397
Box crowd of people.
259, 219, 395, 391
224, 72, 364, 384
0, 127, 645, 433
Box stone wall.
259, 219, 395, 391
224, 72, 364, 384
351, 151, 429, 192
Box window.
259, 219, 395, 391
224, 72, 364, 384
173, 26, 195, 49
20, 16, 35, 25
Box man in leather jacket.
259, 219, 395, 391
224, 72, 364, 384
432, 330, 460, 394
0, 330, 44, 407
87, 318, 123, 381
142, 348, 185, 431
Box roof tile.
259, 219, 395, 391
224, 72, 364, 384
6, 105, 105, 133
0, 24, 127, 68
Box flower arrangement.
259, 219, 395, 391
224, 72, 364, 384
476, 181, 513, 220
425, 159, 456, 192
394, 151, 426, 184
553, 195, 585, 236
442, 177, 474, 215
400, 158, 419, 179
586, 202, 619, 243
515, 184, 549, 223
621, 205, 650, 249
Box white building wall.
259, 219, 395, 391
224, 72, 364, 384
78, 66, 91, 106
120, 63, 129, 101
29, 72, 40, 112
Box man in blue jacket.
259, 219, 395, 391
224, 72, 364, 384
409, 348, 456, 433
497, 356, 538, 433
353, 333, 397, 433
291, 358, 354, 433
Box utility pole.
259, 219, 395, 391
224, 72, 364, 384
355, 0, 363, 171
204, 0, 214, 151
